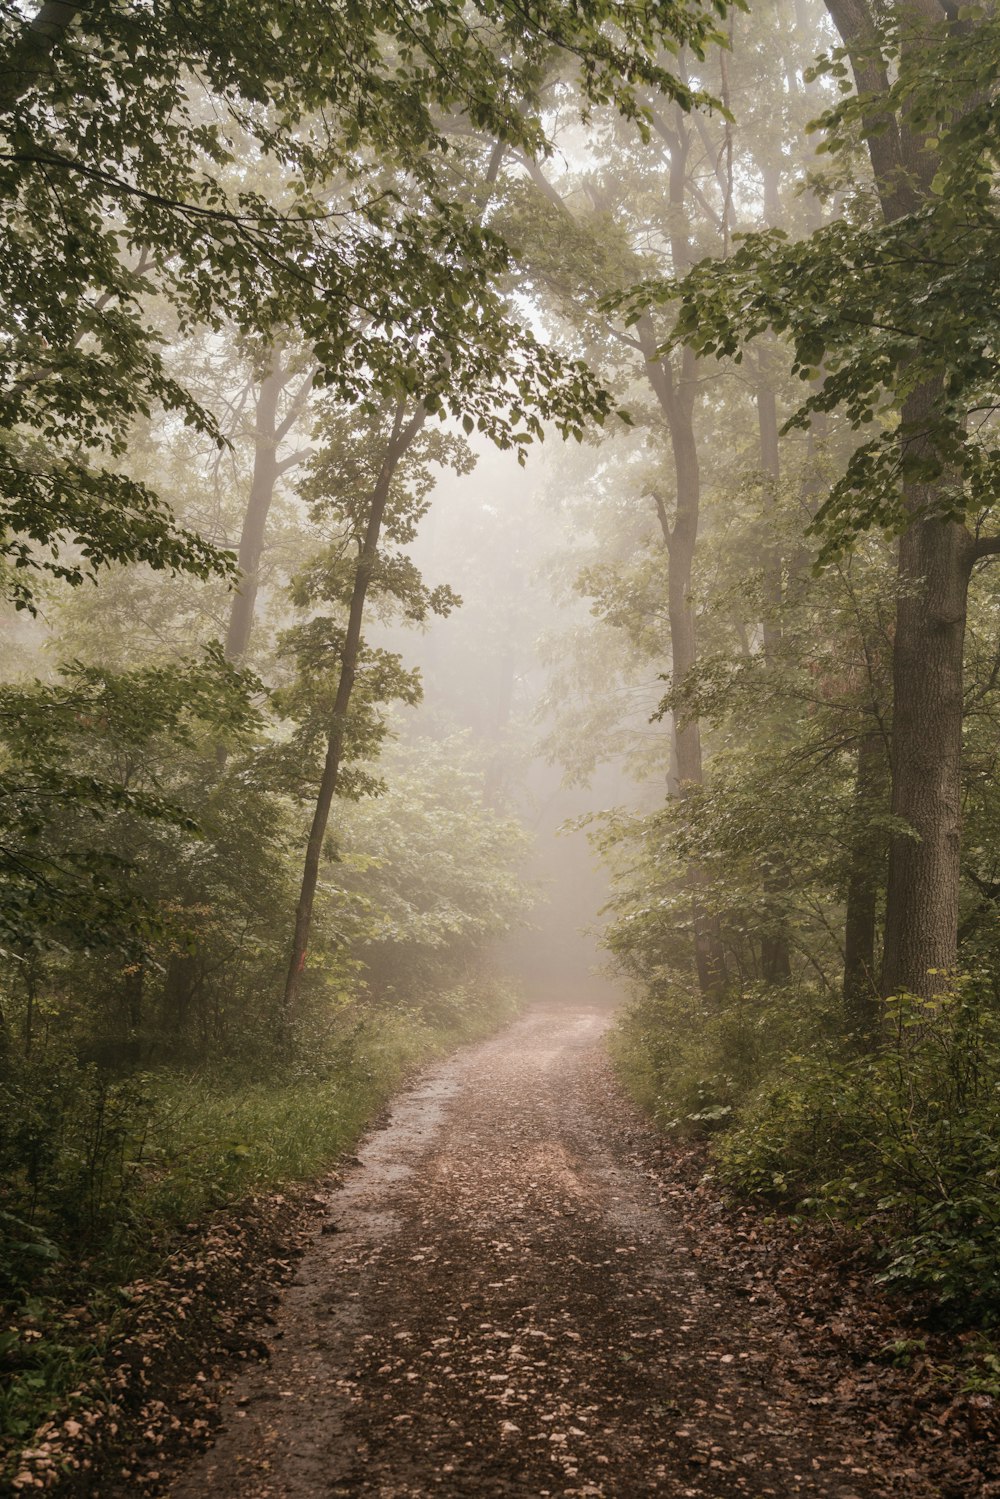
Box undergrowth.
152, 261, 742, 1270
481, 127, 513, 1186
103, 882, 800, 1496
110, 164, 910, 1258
0, 980, 521, 1460
611, 978, 1000, 1326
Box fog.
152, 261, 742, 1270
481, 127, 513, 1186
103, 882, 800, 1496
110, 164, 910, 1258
391, 439, 641, 1010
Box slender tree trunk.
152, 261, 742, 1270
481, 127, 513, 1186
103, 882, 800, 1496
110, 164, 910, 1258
23, 962, 35, 1057
224, 349, 314, 665
217, 347, 312, 768
663, 429, 727, 1000
756, 379, 783, 662
755, 378, 793, 983
224, 359, 282, 664
282, 402, 425, 1014
843, 727, 885, 1030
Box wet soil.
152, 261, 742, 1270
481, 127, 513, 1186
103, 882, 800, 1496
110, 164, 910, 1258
163, 1005, 988, 1498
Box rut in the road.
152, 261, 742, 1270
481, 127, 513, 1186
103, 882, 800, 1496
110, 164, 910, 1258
166, 1007, 941, 1499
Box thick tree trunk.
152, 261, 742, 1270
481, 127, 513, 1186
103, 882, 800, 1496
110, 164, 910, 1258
0, 1, 80, 110
824, 0, 976, 998
282, 403, 424, 1014
881, 491, 972, 995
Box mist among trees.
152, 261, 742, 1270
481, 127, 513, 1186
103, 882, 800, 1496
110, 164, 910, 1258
3, 0, 1000, 1489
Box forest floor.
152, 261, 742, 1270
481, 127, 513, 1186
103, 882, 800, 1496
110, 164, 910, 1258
106, 1005, 1000, 1497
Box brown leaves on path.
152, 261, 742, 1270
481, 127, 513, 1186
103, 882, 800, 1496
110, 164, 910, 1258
161, 1007, 998, 1497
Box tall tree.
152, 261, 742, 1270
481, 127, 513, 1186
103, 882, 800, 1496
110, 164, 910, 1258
650, 3, 1000, 996
282, 398, 431, 1012
822, 0, 973, 996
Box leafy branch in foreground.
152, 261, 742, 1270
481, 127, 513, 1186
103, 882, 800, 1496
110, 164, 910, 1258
0, 0, 726, 611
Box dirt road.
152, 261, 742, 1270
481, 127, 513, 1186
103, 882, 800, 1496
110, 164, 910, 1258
166, 1006, 954, 1498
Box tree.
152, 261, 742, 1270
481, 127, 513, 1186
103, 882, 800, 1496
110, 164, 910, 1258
623, 3, 1000, 996
0, 0, 722, 615
278, 398, 446, 1012
500, 4, 833, 996
0, 649, 261, 989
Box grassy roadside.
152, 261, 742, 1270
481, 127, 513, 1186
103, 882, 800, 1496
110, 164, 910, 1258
2, 983, 522, 1492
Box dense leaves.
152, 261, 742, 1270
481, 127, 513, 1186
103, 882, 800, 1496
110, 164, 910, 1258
607, 13, 1000, 557
0, 0, 725, 609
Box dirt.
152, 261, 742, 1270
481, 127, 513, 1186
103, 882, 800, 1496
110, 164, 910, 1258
154, 1004, 997, 1499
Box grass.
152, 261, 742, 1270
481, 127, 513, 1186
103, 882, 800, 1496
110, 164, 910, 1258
140, 992, 518, 1224
1, 981, 522, 1480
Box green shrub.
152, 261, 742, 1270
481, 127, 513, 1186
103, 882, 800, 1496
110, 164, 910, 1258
718, 986, 1000, 1320
0, 1049, 155, 1282
609, 980, 840, 1133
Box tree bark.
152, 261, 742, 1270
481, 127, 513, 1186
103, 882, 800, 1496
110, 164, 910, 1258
0, 1, 80, 111
843, 727, 885, 1031
224, 356, 282, 664
282, 401, 425, 1014
824, 0, 975, 997
882, 485, 973, 995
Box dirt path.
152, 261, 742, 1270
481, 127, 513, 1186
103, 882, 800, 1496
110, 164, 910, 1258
165, 1005, 953, 1498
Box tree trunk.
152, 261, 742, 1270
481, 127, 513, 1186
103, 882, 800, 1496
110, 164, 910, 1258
843, 727, 884, 1031
224, 349, 314, 664
665, 411, 728, 999
882, 487, 972, 995
823, 0, 976, 998
0, 1, 80, 111
756, 379, 783, 663
755, 378, 793, 984
217, 347, 312, 768
282, 402, 425, 1014
224, 358, 282, 664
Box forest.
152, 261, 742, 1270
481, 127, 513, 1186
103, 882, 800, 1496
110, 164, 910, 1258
2, 0, 1000, 1493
